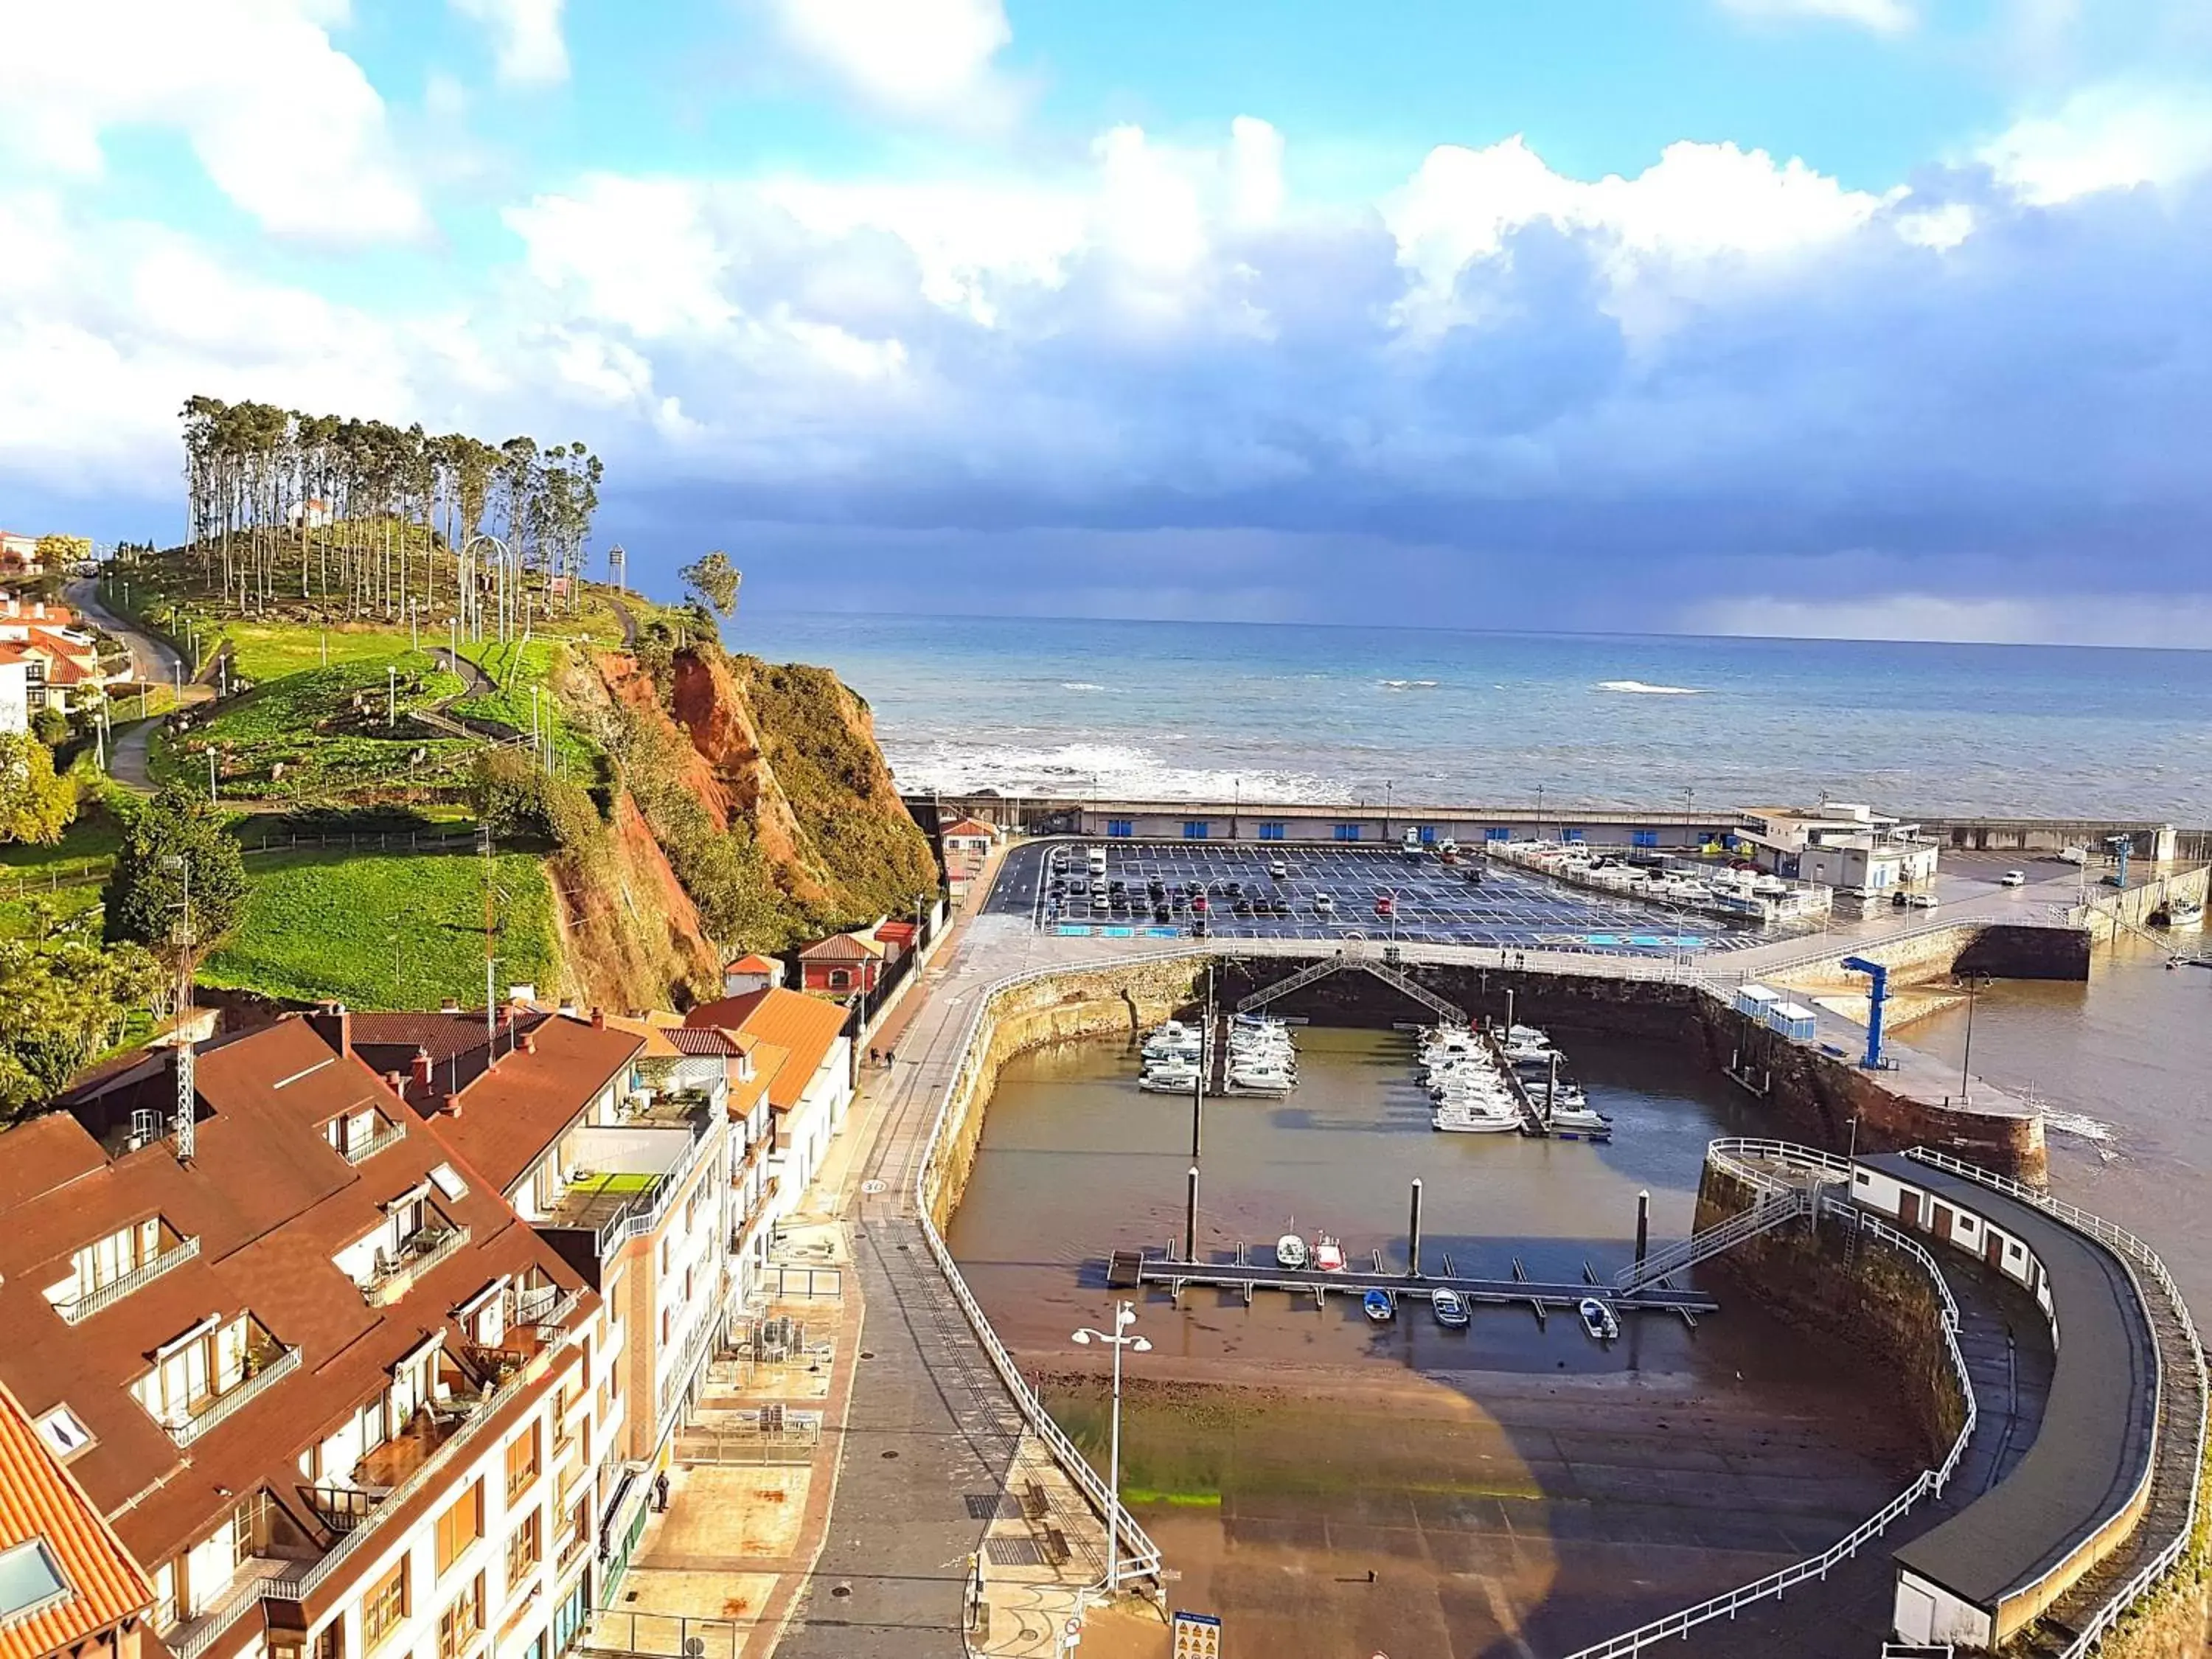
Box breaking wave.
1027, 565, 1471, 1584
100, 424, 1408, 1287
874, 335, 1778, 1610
1379, 679, 1441, 690
1596, 679, 1703, 696
888, 739, 1338, 804
1060, 681, 1107, 692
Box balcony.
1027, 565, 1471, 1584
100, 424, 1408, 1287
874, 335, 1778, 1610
543, 1113, 720, 1260
57, 1234, 201, 1324
361, 1222, 471, 1307
166, 1344, 302, 1447
340, 1119, 406, 1165
458, 1287, 585, 1388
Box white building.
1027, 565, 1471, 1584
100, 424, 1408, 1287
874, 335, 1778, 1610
1733, 804, 1940, 893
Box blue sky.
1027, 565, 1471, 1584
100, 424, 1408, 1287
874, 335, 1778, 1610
4, 0, 2212, 643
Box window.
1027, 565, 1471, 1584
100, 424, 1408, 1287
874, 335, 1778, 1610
131, 1312, 268, 1430
504, 1511, 542, 1590
363, 1560, 408, 1653
152, 1561, 178, 1631
435, 1572, 484, 1659
827, 968, 849, 990
1632, 830, 1659, 849
0, 1540, 69, 1625
61, 1218, 161, 1304
434, 1481, 483, 1576
659, 1307, 671, 1345
1562, 828, 1585, 843
34, 1405, 92, 1460
1418, 826, 1436, 844
1181, 821, 1208, 840
1486, 827, 1512, 841
1106, 819, 1133, 838
314, 1618, 346, 1659
504, 1424, 540, 1503
1333, 824, 1360, 843
1258, 822, 1284, 841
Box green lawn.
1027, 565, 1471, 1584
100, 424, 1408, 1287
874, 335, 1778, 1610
0, 883, 104, 945
0, 801, 126, 874
223, 622, 430, 684
202, 847, 560, 1009
451, 637, 602, 773
151, 653, 480, 803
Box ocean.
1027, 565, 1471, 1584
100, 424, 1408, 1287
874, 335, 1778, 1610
740, 611, 2212, 820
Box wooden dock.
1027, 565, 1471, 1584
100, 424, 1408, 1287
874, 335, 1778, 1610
1105, 1245, 1714, 1324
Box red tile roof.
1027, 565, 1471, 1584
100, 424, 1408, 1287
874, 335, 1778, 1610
873, 920, 917, 947
685, 990, 847, 1113
723, 953, 778, 974
5, 1017, 595, 1574
797, 931, 882, 962
0, 1380, 151, 1659
941, 817, 996, 838
351, 1010, 644, 1195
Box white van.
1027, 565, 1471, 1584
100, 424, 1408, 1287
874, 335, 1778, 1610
1087, 846, 1107, 877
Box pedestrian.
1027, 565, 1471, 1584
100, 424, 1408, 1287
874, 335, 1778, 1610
654, 1471, 669, 1512
886, 1046, 897, 1066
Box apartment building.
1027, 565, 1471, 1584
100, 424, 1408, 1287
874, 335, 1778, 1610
683, 988, 852, 1234
0, 1014, 622, 1659
352, 1008, 728, 1474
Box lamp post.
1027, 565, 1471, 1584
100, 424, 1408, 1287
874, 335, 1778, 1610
1071, 1301, 1150, 1594
1383, 779, 1394, 843
1535, 784, 1545, 841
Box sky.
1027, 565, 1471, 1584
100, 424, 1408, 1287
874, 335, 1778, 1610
4, 0, 2212, 644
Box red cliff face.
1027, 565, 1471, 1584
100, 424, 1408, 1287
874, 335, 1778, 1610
668, 650, 822, 900
548, 790, 720, 1009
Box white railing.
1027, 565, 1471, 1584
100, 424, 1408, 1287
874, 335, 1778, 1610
57, 1234, 201, 1324
167, 1313, 583, 1659
915, 958, 1166, 1584
1612, 1191, 1811, 1293
1902, 1148, 2209, 1659
1705, 1137, 1856, 1193
168, 1346, 302, 1447
1559, 1147, 1978, 1659
341, 1119, 407, 1166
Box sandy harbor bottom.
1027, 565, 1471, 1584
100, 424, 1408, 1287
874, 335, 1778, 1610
1033, 1353, 1921, 1657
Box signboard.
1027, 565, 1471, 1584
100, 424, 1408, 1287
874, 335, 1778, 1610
1172, 1610, 1222, 1658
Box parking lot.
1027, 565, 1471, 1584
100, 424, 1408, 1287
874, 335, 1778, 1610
990, 840, 1796, 957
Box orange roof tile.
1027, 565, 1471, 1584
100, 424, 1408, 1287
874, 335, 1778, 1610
941, 817, 996, 838
0, 1381, 151, 1659
797, 931, 883, 962
686, 990, 846, 1113
723, 953, 778, 974
726, 1035, 787, 1119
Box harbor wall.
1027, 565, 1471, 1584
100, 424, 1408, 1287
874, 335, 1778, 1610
2070, 866, 2210, 942
927, 956, 1201, 1231
1694, 1161, 1966, 1464
1201, 957, 2047, 1179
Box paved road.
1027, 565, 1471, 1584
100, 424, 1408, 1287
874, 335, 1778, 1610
65, 578, 187, 686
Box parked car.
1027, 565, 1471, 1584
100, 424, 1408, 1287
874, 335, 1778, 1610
1902, 891, 1939, 910
1314, 893, 1335, 915
1269, 860, 1289, 880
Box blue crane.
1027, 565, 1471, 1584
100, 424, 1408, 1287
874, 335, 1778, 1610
2104, 834, 2134, 890
1840, 955, 1888, 1071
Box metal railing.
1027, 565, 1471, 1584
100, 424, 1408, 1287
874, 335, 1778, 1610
341, 1119, 407, 1166
362, 1224, 470, 1304
167, 1321, 580, 1659
56, 1235, 201, 1324
1611, 1190, 1812, 1294
1559, 1145, 1978, 1659
579, 1610, 742, 1659
167, 1346, 302, 1447
916, 958, 1168, 1585
1902, 1148, 2209, 1659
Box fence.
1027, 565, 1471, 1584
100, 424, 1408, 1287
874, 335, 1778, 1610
579, 1611, 745, 1659
1557, 1145, 1979, 1659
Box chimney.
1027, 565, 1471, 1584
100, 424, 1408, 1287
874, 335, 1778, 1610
440, 997, 460, 1014
521, 1032, 537, 1055
558, 999, 578, 1018
384, 1070, 406, 1094
411, 1048, 434, 1090
307, 1001, 351, 1060
591, 1006, 605, 1030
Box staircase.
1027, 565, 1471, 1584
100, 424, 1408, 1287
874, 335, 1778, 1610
1612, 1189, 1814, 1295
1236, 951, 1467, 1023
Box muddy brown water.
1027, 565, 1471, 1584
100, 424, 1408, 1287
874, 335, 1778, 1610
946, 1026, 1927, 1655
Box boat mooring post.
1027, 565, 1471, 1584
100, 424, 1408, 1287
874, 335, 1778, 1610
1408, 1178, 1425, 1279
1184, 1165, 1200, 1262
1635, 1189, 1651, 1269
1191, 1066, 1203, 1159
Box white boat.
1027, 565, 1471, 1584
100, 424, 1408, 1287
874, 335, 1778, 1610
1545, 1102, 1613, 1139
1312, 1234, 1346, 1272
1432, 1288, 1470, 1328
1138, 1071, 1200, 1093
1275, 1232, 1308, 1269
1579, 1298, 1620, 1341
1433, 1108, 1522, 1134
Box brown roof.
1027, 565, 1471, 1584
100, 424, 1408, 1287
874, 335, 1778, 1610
0, 1380, 151, 1659
797, 931, 882, 962
726, 1035, 787, 1120
2, 1017, 594, 1575
941, 817, 995, 838
664, 1028, 740, 1057
686, 990, 846, 1113
351, 1009, 644, 1194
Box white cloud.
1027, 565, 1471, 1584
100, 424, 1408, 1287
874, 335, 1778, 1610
504, 176, 735, 338
0, 0, 425, 243
1981, 85, 2212, 204
451, 0, 569, 86
1717, 0, 1917, 33
762, 0, 1012, 121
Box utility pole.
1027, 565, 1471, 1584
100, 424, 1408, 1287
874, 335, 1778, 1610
387, 665, 397, 728
481, 824, 499, 1039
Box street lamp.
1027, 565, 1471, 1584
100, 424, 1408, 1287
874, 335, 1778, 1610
1071, 1301, 1150, 1594
1535, 784, 1545, 841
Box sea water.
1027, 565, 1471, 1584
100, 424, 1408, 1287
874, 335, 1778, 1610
739, 611, 2212, 820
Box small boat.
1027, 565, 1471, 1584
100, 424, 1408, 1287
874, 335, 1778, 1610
1312, 1234, 1346, 1273
1578, 1297, 1620, 1342
1363, 1290, 1394, 1323
1275, 1232, 1308, 1270
1431, 1288, 1470, 1329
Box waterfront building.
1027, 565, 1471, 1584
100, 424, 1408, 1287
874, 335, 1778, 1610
794, 930, 886, 996
0, 1013, 620, 1659
1731, 803, 1941, 891
937, 817, 997, 892
717, 953, 783, 998
684, 988, 852, 1233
